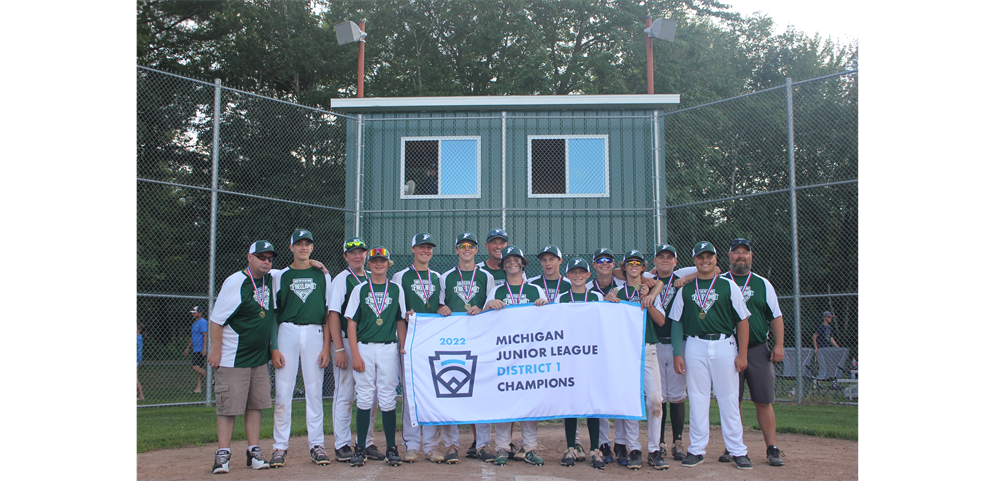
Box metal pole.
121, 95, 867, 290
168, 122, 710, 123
787, 77, 803, 404
357, 19, 366, 98
354, 113, 364, 237
501, 111, 507, 230
646, 16, 654, 94
206, 78, 222, 406
652, 110, 662, 245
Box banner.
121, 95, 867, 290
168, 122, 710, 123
403, 301, 646, 426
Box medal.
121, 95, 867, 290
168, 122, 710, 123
699, 311, 707, 319
694, 274, 718, 319
246, 269, 267, 316
465, 303, 472, 310
376, 318, 383, 326
457, 266, 478, 311
623, 282, 640, 302
260, 310, 265, 318
413, 266, 433, 308
370, 281, 388, 324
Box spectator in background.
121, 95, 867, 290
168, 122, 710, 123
184, 306, 209, 394
812, 311, 840, 351
415, 164, 438, 195
137, 323, 145, 401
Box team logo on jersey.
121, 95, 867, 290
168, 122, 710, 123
429, 351, 477, 398
501, 293, 532, 305
410, 280, 436, 299
290, 277, 317, 303
364, 291, 393, 311
662, 286, 676, 307
741, 285, 754, 302
692, 289, 718, 313
454, 281, 480, 302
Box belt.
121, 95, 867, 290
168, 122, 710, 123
283, 321, 319, 326
748, 341, 765, 349
659, 337, 672, 344
692, 333, 727, 341
358, 341, 397, 345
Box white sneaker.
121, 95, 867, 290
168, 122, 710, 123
246, 446, 270, 469
212, 450, 231, 474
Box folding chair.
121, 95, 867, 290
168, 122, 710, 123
776, 347, 813, 397
807, 347, 850, 395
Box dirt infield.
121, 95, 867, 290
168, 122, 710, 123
138, 423, 857, 480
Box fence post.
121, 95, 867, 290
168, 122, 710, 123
354, 113, 364, 237
501, 111, 507, 230
653, 110, 665, 245
206, 78, 223, 406
786, 77, 803, 404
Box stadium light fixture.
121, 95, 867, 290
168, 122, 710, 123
335, 20, 368, 97
644, 17, 677, 94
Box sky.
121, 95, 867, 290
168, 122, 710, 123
720, 0, 858, 43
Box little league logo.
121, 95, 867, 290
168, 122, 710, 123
290, 277, 317, 303
454, 281, 480, 302
364, 291, 393, 310
693, 289, 718, 312
429, 351, 477, 398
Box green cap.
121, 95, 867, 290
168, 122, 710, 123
592, 247, 615, 262
486, 228, 509, 242
623, 250, 644, 263
537, 244, 563, 259
456, 232, 478, 246
291, 229, 313, 245
729, 238, 752, 252
249, 240, 277, 257
368, 245, 391, 260
411, 232, 436, 247
692, 241, 717, 257
342, 237, 367, 253
654, 243, 677, 256
566, 257, 591, 273
499, 245, 528, 267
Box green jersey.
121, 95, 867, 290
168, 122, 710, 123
669, 275, 751, 337
330, 267, 371, 336
527, 275, 573, 303
273, 267, 332, 324
439, 265, 496, 312
554, 289, 605, 303
344, 280, 406, 343
477, 260, 507, 288
487, 281, 543, 306
721, 271, 782, 346
391, 266, 443, 314
210, 269, 274, 368
651, 272, 679, 340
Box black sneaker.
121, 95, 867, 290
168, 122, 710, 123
334, 445, 353, 462
682, 453, 704, 467
733, 455, 753, 470
246, 446, 270, 469
767, 445, 784, 466
310, 445, 330, 465
465, 440, 478, 458
589, 449, 606, 470
627, 449, 642, 469
365, 445, 386, 461
212, 450, 231, 474
613, 443, 629, 466
349, 449, 366, 467
269, 448, 286, 468
444, 444, 460, 464
560, 447, 577, 466
648, 450, 669, 470
599, 443, 614, 464
718, 449, 732, 462
386, 445, 402, 466
671, 439, 685, 460
478, 445, 496, 463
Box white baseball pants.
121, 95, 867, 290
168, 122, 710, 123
494, 421, 539, 451
684, 336, 747, 457
623, 344, 664, 453
273, 323, 325, 450
353, 342, 400, 411
332, 338, 375, 449
656, 342, 688, 402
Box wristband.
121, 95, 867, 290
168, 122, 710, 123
335, 348, 345, 352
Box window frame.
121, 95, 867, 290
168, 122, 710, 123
527, 134, 610, 198
400, 136, 482, 199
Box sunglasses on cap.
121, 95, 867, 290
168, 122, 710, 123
457, 242, 476, 250
369, 247, 389, 258
253, 254, 275, 262
344, 240, 367, 250
594, 257, 614, 264
624, 260, 644, 266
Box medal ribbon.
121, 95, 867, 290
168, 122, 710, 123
347, 266, 364, 285
623, 281, 640, 301
371, 281, 388, 318
569, 289, 591, 303
413, 266, 432, 304
593, 278, 609, 297
510, 281, 527, 305
729, 271, 753, 297
457, 266, 478, 303
658, 273, 675, 307
694, 275, 719, 312
542, 276, 562, 303
245, 269, 265, 310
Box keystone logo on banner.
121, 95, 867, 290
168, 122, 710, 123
428, 351, 477, 398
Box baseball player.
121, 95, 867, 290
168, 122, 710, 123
344, 246, 405, 467
327, 237, 379, 462
438, 232, 497, 462
479, 245, 548, 466
716, 238, 785, 466
393, 233, 449, 463
183, 306, 209, 394
669, 241, 753, 470
207, 240, 278, 473
476, 228, 509, 288
585, 247, 625, 465
554, 257, 606, 469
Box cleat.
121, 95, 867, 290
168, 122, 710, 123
574, 443, 586, 462
561, 447, 577, 466
767, 445, 785, 466
310, 445, 330, 465
599, 442, 614, 464
627, 449, 642, 469
364, 444, 385, 461
401, 448, 419, 463
212, 450, 231, 474
465, 440, 478, 458
494, 448, 509, 466
613, 443, 629, 466
672, 439, 685, 460
524, 449, 544, 466
246, 446, 269, 469
648, 450, 669, 470
589, 449, 606, 470
718, 449, 732, 463
334, 445, 353, 462
478, 445, 496, 463
386, 445, 402, 466
425, 448, 445, 463
349, 450, 365, 467
512, 443, 526, 461
444, 444, 460, 464
733, 454, 753, 470
682, 453, 704, 467
269, 448, 286, 468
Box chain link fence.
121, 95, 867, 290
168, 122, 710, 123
137, 65, 857, 406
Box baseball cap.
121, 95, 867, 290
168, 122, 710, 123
623, 250, 645, 263
486, 228, 509, 242
729, 238, 752, 252
692, 241, 716, 257
249, 240, 277, 257
499, 245, 528, 267
291, 229, 314, 245
566, 257, 591, 273
592, 247, 615, 262
411, 232, 436, 247
654, 243, 677, 256
368, 246, 391, 260
190, 306, 203, 314
823, 311, 834, 317
343, 237, 367, 253
456, 232, 478, 246
537, 244, 563, 259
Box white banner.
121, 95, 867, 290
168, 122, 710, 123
402, 301, 646, 426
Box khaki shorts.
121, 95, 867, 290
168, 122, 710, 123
214, 365, 272, 416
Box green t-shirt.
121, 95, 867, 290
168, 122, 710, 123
391, 266, 442, 314
477, 260, 507, 288
651, 273, 679, 340
344, 281, 406, 343
488, 281, 543, 305
527, 275, 573, 303
330, 267, 370, 335
554, 289, 605, 303
273, 267, 331, 324
721, 271, 782, 346
210, 269, 274, 368
669, 275, 751, 337
439, 266, 496, 312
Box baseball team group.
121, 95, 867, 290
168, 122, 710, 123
198, 226, 797, 474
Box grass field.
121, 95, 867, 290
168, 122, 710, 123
137, 399, 856, 453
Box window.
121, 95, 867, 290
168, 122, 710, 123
528, 135, 609, 198
401, 137, 481, 198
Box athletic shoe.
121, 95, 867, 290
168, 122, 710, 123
334, 445, 353, 462
386, 445, 402, 466
478, 445, 496, 463
269, 448, 286, 468
494, 448, 509, 466
310, 445, 330, 465
682, 453, 704, 467
425, 448, 445, 463
589, 449, 606, 470
524, 449, 544, 466
648, 450, 669, 470
401, 448, 419, 463
349, 450, 365, 467
672, 439, 685, 460
733, 455, 753, 470
246, 447, 270, 469
512, 443, 526, 461
574, 443, 586, 462
212, 450, 231, 474
718, 449, 732, 462
365, 444, 386, 461
444, 444, 460, 464
627, 449, 642, 469
465, 440, 478, 458
613, 443, 629, 466
660, 438, 668, 455
598, 442, 614, 464
767, 445, 785, 466
561, 447, 577, 466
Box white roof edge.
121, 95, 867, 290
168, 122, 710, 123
330, 94, 680, 111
